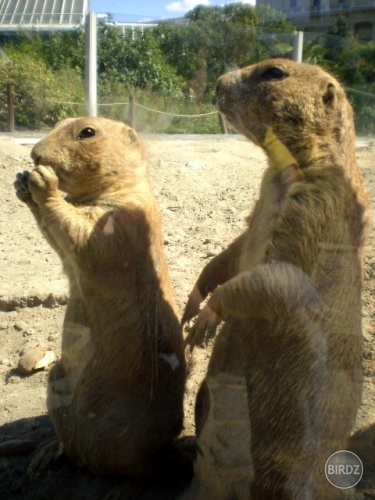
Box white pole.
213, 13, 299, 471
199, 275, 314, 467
293, 31, 304, 63
85, 12, 97, 117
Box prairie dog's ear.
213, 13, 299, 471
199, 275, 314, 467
323, 82, 336, 108
122, 125, 139, 145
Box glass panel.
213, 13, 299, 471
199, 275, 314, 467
0, 2, 374, 498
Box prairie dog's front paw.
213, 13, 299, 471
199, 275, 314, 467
14, 171, 37, 207
182, 285, 205, 325
184, 305, 221, 351
28, 166, 59, 204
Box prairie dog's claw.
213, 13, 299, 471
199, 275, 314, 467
184, 305, 220, 351
182, 285, 205, 325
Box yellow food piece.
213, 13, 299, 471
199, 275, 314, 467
263, 127, 299, 172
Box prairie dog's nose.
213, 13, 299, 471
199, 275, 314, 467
31, 144, 42, 165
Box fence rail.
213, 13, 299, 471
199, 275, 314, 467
4, 91, 228, 134
4, 84, 375, 134
7, 85, 15, 132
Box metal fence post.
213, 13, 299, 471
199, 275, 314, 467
85, 12, 97, 117
293, 31, 304, 63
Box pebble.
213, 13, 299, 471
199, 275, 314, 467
186, 160, 201, 170
14, 321, 29, 332
0, 439, 36, 457
8, 376, 21, 384
364, 351, 373, 360
23, 328, 36, 337
17, 349, 56, 375
0, 358, 11, 366
48, 334, 59, 342
44, 294, 58, 308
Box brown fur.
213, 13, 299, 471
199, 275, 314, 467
14, 117, 186, 479
183, 59, 369, 498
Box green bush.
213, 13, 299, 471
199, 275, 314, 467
0, 47, 83, 129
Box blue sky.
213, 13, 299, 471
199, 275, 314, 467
90, 0, 255, 23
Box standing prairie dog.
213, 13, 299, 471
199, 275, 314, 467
183, 59, 369, 499
14, 117, 186, 480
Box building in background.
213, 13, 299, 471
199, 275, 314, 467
256, 0, 375, 40
0, 0, 89, 32
0, 1, 160, 37
4, 0, 373, 41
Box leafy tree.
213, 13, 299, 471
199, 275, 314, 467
40, 29, 85, 73
34, 25, 184, 98
0, 46, 82, 129
97, 25, 183, 97
157, 3, 295, 101
324, 16, 355, 64
336, 42, 375, 133
320, 17, 375, 133
303, 39, 327, 66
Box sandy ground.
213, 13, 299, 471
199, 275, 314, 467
0, 132, 374, 498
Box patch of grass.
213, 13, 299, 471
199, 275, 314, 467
99, 89, 222, 134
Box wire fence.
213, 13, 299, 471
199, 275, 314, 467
4, 88, 227, 134
345, 87, 375, 99
35, 98, 219, 117
3, 82, 375, 135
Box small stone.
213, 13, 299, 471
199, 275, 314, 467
186, 160, 201, 169
48, 334, 59, 342
0, 358, 10, 366
0, 323, 8, 330
8, 376, 21, 384
44, 294, 58, 308
17, 349, 56, 375
14, 321, 28, 332
0, 439, 36, 457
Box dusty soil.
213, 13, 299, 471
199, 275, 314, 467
0, 132, 374, 499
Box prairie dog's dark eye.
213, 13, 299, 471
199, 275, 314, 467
77, 127, 96, 139
261, 67, 286, 80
